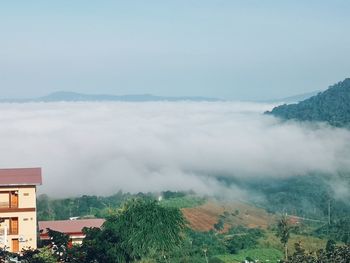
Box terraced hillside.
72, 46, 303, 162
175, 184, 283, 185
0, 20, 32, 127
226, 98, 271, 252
182, 200, 275, 232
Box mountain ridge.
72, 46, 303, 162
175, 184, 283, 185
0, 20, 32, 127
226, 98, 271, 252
0, 90, 324, 104
266, 78, 350, 127
0, 91, 223, 103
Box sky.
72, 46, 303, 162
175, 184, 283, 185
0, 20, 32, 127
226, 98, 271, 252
0, 101, 349, 198
1, 1, 350, 100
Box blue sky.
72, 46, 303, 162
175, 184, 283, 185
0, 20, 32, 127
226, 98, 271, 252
1, 1, 349, 100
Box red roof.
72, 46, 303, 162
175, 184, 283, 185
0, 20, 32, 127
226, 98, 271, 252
39, 219, 105, 235
0, 168, 42, 186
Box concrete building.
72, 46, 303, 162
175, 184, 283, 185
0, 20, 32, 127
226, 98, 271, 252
39, 218, 105, 245
0, 168, 42, 253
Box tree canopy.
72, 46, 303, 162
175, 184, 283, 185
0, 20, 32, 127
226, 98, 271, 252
80, 198, 186, 262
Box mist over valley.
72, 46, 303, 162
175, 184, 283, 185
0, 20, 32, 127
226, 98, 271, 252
0, 101, 349, 201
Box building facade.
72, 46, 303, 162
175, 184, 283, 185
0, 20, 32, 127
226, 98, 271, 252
0, 168, 42, 253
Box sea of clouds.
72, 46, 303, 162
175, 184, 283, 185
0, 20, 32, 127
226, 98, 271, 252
0, 101, 349, 198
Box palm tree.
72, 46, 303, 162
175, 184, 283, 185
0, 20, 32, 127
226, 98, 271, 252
276, 213, 293, 261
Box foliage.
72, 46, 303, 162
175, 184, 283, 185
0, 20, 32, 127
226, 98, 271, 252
208, 257, 225, 263
34, 189, 349, 262
165, 226, 265, 262
0, 248, 17, 263
37, 191, 134, 220
216, 248, 283, 263
287, 242, 350, 263
37, 190, 200, 220
315, 217, 350, 244
259, 231, 327, 256
221, 174, 350, 229
214, 217, 225, 232
80, 198, 186, 262
44, 228, 70, 261
161, 190, 187, 199
21, 247, 57, 263
225, 226, 264, 254
163, 229, 228, 262
325, 239, 336, 253
266, 78, 350, 127
276, 214, 294, 260
160, 195, 205, 209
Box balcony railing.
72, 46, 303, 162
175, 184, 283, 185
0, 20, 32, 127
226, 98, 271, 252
0, 227, 18, 235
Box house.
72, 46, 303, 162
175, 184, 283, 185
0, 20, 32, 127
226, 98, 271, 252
39, 218, 105, 245
0, 168, 42, 253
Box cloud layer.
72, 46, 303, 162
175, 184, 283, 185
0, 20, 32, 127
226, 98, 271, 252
0, 101, 349, 197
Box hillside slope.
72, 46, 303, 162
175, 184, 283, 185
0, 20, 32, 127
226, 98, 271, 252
182, 201, 275, 232
266, 78, 350, 127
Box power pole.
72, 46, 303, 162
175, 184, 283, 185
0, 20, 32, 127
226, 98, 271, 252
328, 199, 331, 226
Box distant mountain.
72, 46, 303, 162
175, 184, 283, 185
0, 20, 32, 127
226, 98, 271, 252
265, 90, 322, 104
0, 91, 223, 103
266, 78, 350, 127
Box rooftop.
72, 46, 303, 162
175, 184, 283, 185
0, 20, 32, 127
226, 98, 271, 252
39, 218, 105, 235
0, 168, 42, 186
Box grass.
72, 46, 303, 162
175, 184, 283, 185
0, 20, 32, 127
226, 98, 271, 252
259, 231, 327, 254
160, 196, 205, 209
213, 230, 327, 262
215, 248, 283, 263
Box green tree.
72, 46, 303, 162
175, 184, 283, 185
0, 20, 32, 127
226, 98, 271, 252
23, 247, 57, 263
276, 214, 293, 261
81, 198, 186, 262
213, 217, 225, 232
47, 228, 70, 260
288, 243, 350, 263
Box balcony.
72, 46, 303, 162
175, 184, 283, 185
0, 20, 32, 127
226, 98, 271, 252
0, 218, 18, 235
0, 192, 18, 209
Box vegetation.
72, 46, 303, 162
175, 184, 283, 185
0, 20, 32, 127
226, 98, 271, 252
160, 195, 205, 209
218, 174, 350, 223
225, 226, 264, 254
276, 214, 294, 260
266, 78, 350, 127
260, 231, 327, 255
287, 241, 350, 263
216, 248, 283, 263
37, 190, 202, 220
33, 186, 350, 262
315, 217, 350, 244
37, 191, 133, 220
79, 198, 186, 262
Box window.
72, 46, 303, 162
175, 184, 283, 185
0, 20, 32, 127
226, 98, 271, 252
1, 218, 19, 235
10, 218, 18, 235
10, 192, 18, 208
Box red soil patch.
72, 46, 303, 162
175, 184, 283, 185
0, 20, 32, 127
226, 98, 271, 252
182, 200, 275, 232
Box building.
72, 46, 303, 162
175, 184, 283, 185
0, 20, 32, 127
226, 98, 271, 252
39, 218, 105, 245
0, 168, 42, 253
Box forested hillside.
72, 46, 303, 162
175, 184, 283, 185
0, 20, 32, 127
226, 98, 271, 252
266, 78, 350, 127
35, 189, 350, 262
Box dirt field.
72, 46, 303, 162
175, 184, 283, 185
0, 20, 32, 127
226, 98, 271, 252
182, 200, 275, 232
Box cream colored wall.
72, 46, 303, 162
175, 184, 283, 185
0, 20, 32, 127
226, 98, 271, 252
18, 187, 36, 209
0, 186, 37, 252
0, 211, 37, 251
0, 193, 8, 205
